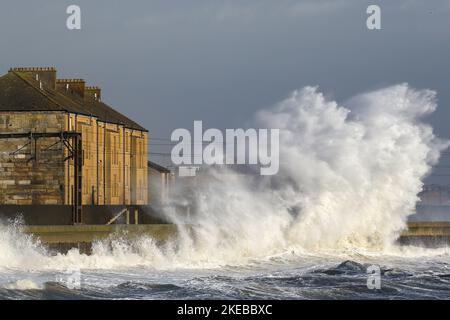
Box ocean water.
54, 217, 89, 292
1, 84, 449, 300
0, 241, 450, 299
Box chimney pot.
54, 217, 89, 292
85, 86, 101, 101
9, 66, 57, 90
56, 79, 86, 98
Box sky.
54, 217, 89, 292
1, 0, 450, 180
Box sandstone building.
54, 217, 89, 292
0, 67, 148, 224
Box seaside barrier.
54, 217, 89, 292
398, 221, 450, 247
20, 224, 180, 253
17, 221, 450, 254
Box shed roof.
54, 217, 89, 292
148, 161, 171, 173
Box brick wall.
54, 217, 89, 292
0, 112, 65, 204
0, 111, 148, 206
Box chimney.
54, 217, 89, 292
85, 86, 101, 102
56, 79, 86, 98
9, 67, 57, 90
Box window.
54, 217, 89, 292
137, 141, 140, 168
138, 180, 142, 201
125, 132, 130, 153
86, 127, 90, 160
112, 135, 118, 165
113, 174, 118, 197
137, 140, 144, 169
83, 170, 88, 195
140, 141, 144, 168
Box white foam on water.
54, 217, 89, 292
3, 279, 44, 290
0, 84, 448, 271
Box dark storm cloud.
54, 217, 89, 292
1, 0, 449, 174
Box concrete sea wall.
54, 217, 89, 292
399, 222, 450, 247
21, 224, 180, 254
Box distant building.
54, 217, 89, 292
148, 161, 172, 205
411, 185, 450, 222
418, 185, 450, 206
0, 67, 148, 223
178, 166, 200, 177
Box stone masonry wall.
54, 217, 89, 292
0, 112, 65, 205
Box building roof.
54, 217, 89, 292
0, 69, 147, 131
148, 161, 171, 173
